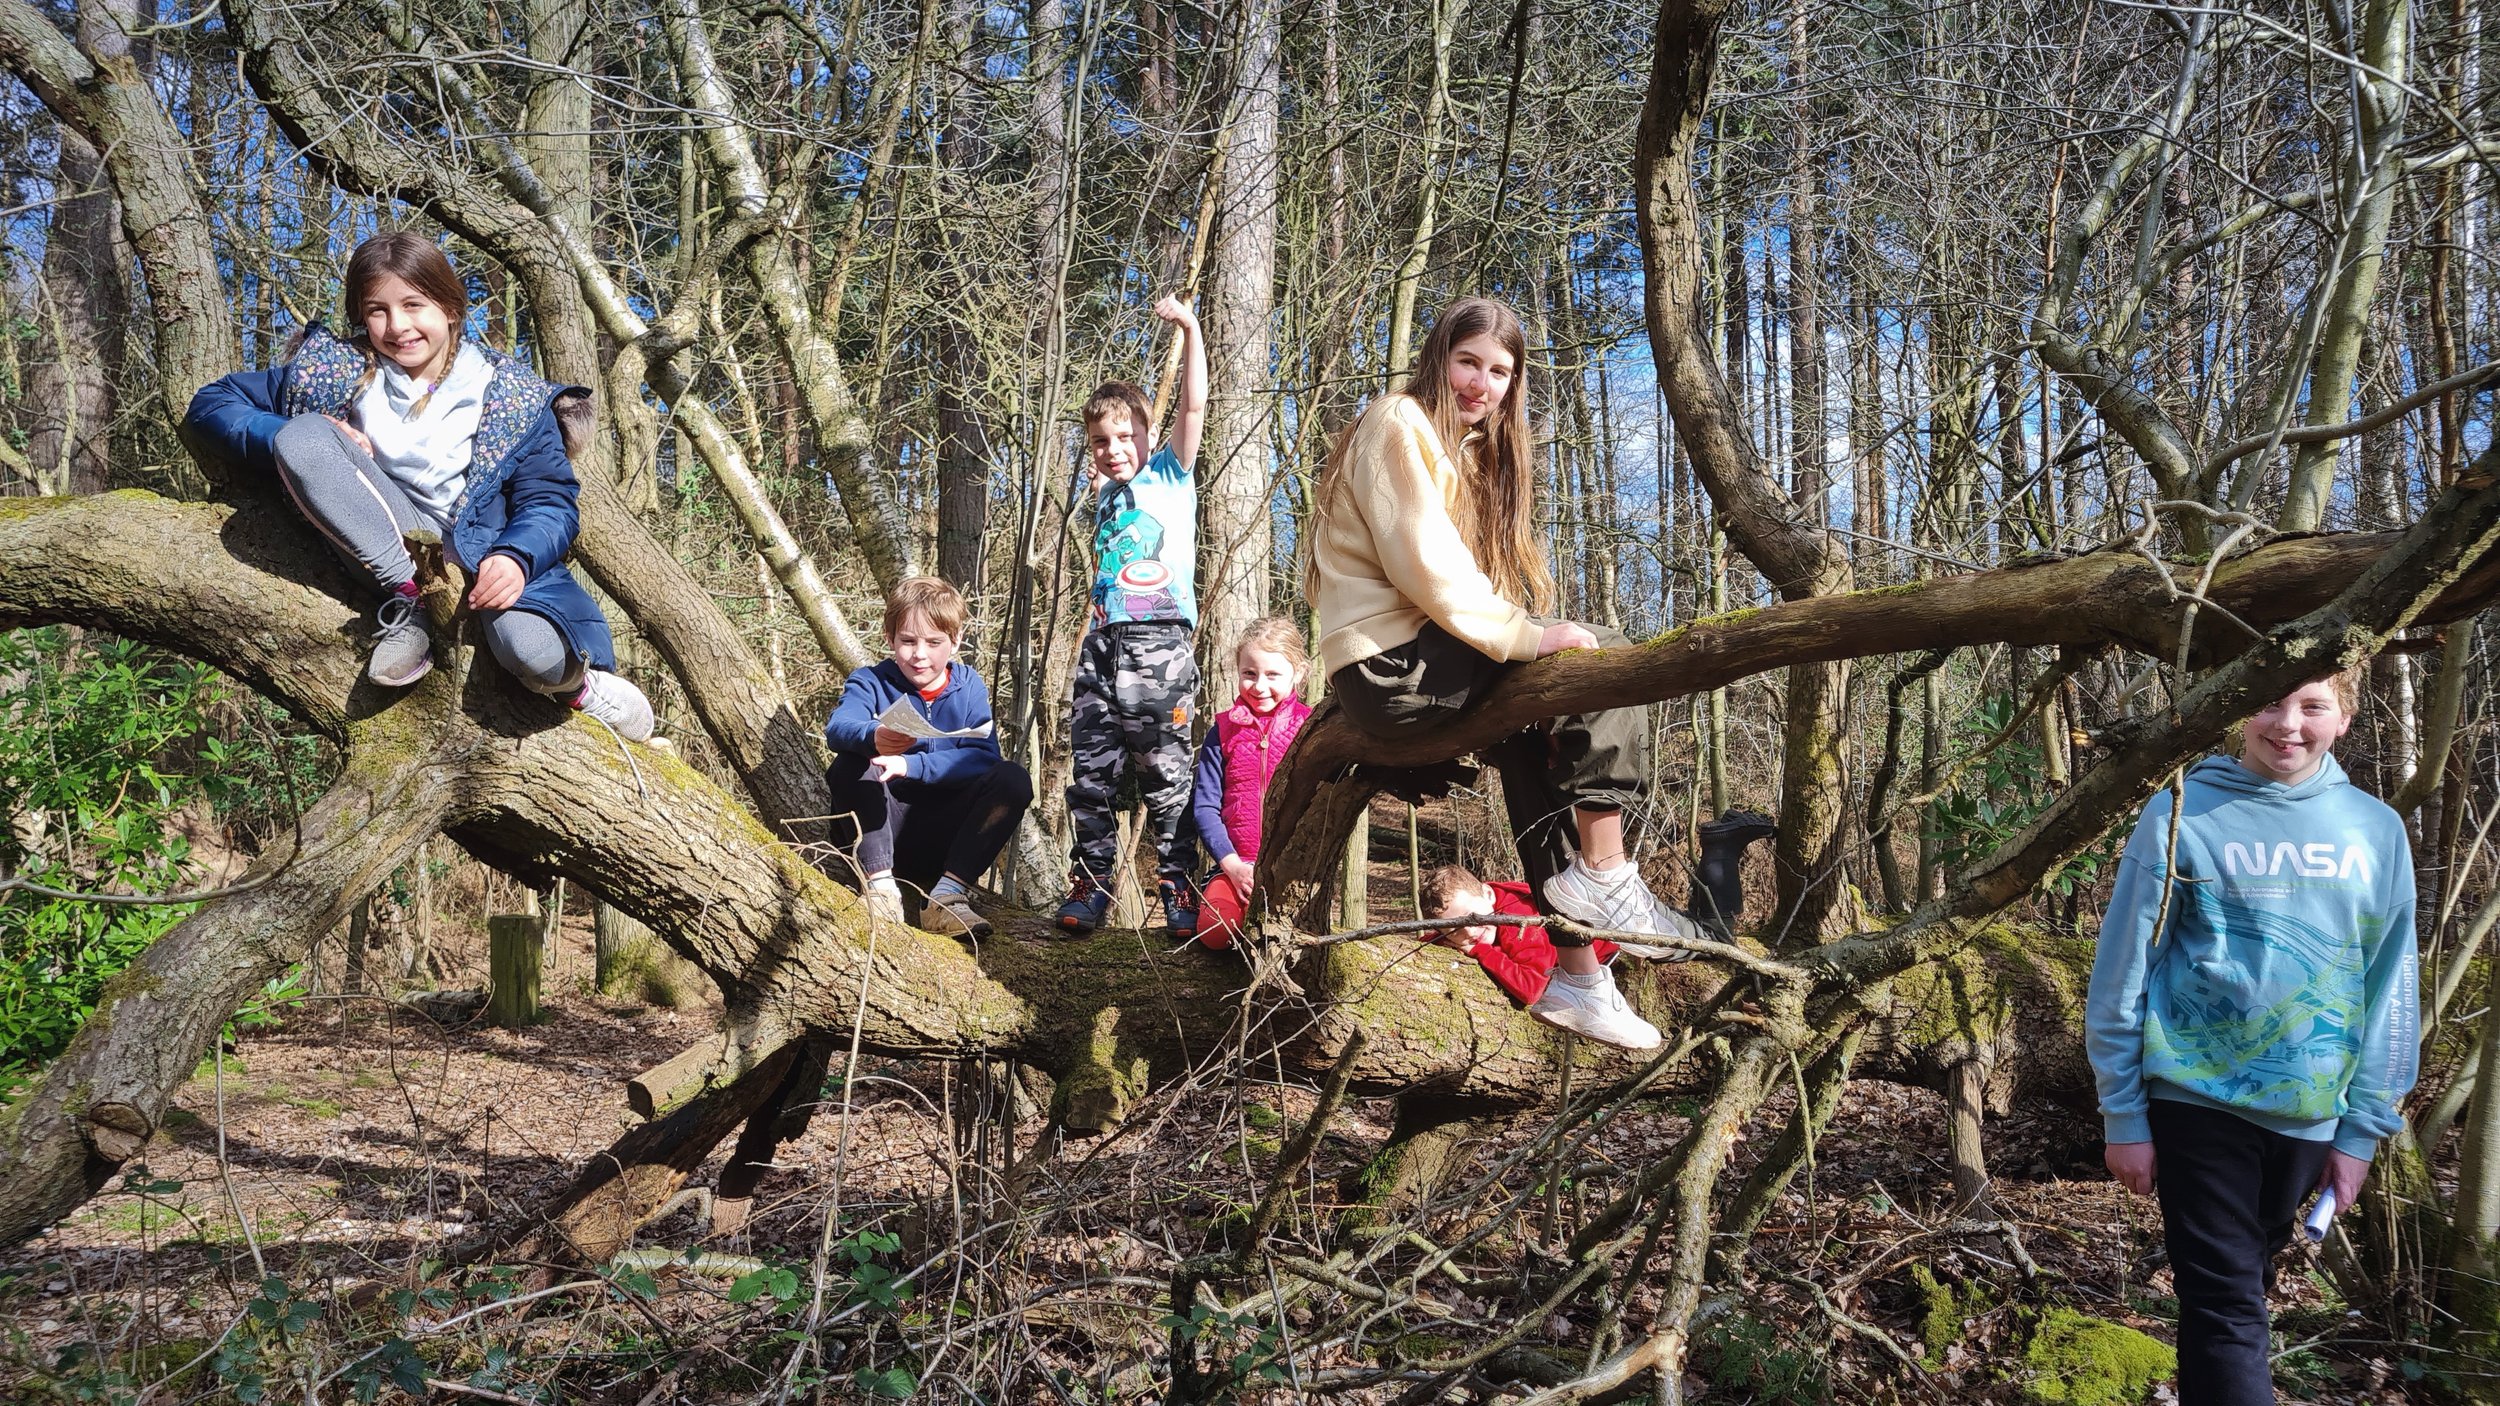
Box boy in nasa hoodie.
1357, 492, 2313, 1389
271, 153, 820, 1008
2087, 669, 2419, 1406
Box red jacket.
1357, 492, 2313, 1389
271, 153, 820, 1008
1445, 881, 1619, 1006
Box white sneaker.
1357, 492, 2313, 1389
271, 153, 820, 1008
571, 669, 655, 742
1543, 860, 1703, 957
1528, 969, 1662, 1050
863, 885, 904, 925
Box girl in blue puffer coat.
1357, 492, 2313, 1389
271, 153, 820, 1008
182, 232, 653, 740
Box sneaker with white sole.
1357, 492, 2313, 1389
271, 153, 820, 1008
368, 594, 434, 687
1528, 969, 1662, 1050
863, 886, 905, 925
571, 669, 654, 742
1543, 860, 1705, 957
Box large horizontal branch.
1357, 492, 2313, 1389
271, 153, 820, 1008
1259, 526, 2500, 862
1807, 439, 2500, 1001
6, 488, 2492, 1242
0, 493, 363, 738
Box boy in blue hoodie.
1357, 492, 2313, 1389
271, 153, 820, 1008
2087, 668, 2419, 1406
825, 577, 1034, 940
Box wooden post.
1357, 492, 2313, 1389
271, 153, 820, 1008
412, 841, 434, 980
488, 913, 544, 1028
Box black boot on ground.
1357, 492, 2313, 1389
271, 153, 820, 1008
1694, 809, 1777, 938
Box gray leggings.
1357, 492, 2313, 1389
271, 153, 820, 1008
272, 414, 582, 696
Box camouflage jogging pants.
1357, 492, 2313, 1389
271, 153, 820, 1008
1065, 621, 1201, 889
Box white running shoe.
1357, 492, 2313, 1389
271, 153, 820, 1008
863, 885, 905, 925
571, 669, 655, 742
1543, 860, 1704, 957
1528, 969, 1663, 1050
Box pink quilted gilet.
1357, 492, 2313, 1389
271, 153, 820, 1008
1215, 693, 1312, 863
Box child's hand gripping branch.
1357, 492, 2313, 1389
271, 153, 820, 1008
1151, 294, 1207, 473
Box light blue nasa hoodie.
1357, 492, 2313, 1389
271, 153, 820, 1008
2086, 753, 2419, 1160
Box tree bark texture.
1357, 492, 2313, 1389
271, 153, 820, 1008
1199, 0, 1281, 670
1634, 0, 1859, 944
25, 121, 120, 496
0, 0, 239, 431
5, 425, 2500, 1238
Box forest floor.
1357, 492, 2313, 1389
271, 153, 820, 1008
0, 806, 2440, 1404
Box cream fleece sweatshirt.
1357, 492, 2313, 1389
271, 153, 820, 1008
1311, 394, 1544, 677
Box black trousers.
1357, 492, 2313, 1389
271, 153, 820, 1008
826, 753, 1034, 893
1329, 621, 1653, 946
2148, 1099, 2333, 1406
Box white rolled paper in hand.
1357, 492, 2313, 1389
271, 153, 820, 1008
2303, 1187, 2338, 1243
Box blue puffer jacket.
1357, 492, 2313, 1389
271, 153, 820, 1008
181, 326, 616, 670
824, 660, 1003, 789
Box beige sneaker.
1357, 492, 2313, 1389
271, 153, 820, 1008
920, 889, 992, 941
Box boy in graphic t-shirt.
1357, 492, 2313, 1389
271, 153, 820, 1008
1055, 295, 1207, 938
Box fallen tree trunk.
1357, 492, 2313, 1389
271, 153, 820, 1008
0, 487, 2491, 1245
0, 719, 460, 1237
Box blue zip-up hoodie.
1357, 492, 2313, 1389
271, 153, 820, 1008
823, 659, 1003, 789
2086, 753, 2420, 1160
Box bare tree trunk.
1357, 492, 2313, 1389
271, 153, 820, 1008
1200, 0, 1281, 669
2449, 949, 2500, 1364
931, 0, 992, 592
26, 122, 120, 495
660, 0, 916, 591
1785, 0, 1825, 526
1382, 0, 1456, 375
2279, 0, 2411, 532
519, 0, 590, 235
1635, 0, 1859, 943
0, 0, 239, 432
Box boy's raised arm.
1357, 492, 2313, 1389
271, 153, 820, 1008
1156, 295, 1207, 474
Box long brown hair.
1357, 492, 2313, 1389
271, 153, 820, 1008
1307, 296, 1554, 613
343, 233, 468, 395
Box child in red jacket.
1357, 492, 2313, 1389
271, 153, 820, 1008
1420, 814, 1774, 1042
1421, 864, 1624, 1007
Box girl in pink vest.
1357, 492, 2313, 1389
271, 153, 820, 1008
1188, 617, 1313, 948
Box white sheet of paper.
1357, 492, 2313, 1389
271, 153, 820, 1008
874, 696, 993, 742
